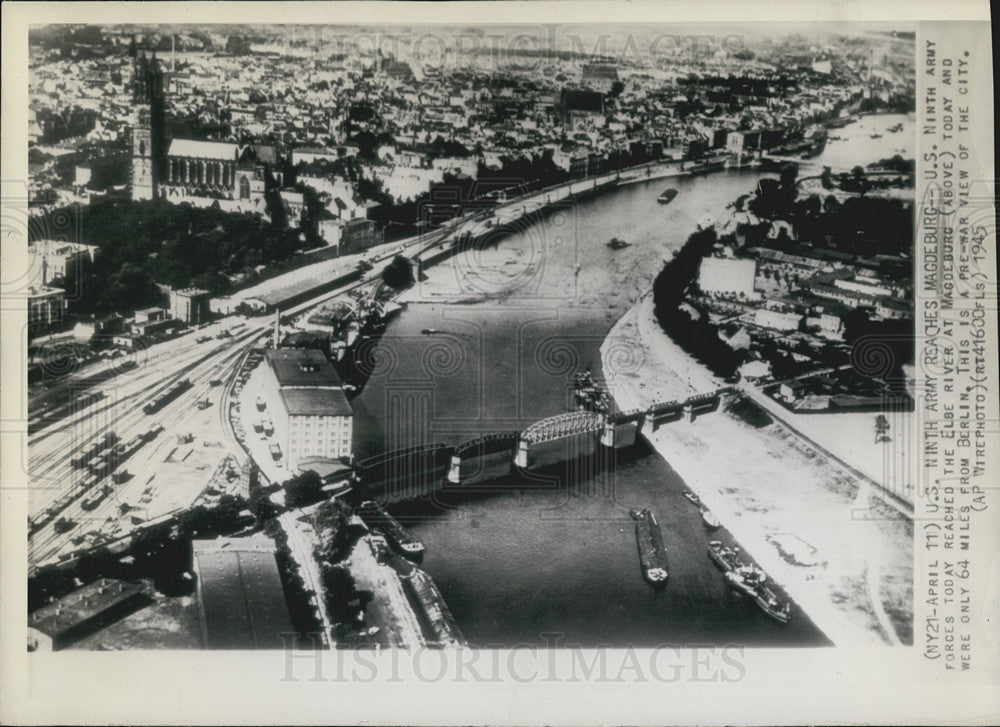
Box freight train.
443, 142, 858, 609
143, 379, 192, 415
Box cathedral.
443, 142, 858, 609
129, 52, 284, 210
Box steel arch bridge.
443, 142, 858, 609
521, 411, 604, 444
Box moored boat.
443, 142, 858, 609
707, 540, 743, 572
724, 565, 763, 599
657, 188, 679, 204
724, 564, 791, 623
358, 500, 425, 559
754, 584, 792, 623
682, 490, 701, 507
700, 506, 721, 530
632, 508, 669, 586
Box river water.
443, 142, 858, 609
349, 114, 912, 647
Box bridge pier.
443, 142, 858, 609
514, 439, 528, 469
446, 454, 461, 485
599, 421, 614, 447
684, 404, 695, 422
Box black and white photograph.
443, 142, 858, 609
2, 1, 997, 724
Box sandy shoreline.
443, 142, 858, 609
601, 297, 913, 646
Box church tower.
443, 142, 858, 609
129, 50, 166, 201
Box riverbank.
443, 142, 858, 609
350, 168, 834, 647
601, 296, 913, 645
396, 159, 730, 308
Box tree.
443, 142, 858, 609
381, 255, 415, 289
779, 164, 799, 189
285, 470, 324, 509
225, 34, 252, 55
312, 498, 356, 564
875, 414, 890, 443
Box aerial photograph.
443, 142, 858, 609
25, 22, 916, 651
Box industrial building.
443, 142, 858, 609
191, 536, 294, 650
260, 349, 354, 471
698, 256, 760, 299
28, 578, 149, 651
169, 287, 211, 324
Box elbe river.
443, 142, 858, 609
350, 114, 912, 647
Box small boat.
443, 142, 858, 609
421, 328, 439, 335
606, 237, 630, 250
701, 507, 721, 530
870, 132, 882, 139
682, 490, 701, 507
657, 188, 679, 204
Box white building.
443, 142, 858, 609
260, 349, 353, 471
28, 240, 98, 285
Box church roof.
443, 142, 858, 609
167, 138, 238, 161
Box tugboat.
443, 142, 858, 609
657, 188, 679, 204
631, 508, 669, 586
606, 237, 631, 250
700, 506, 721, 530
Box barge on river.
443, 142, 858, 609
358, 500, 425, 559
630, 508, 668, 586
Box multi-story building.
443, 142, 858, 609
28, 240, 98, 285
169, 288, 211, 324
341, 218, 383, 250
260, 349, 353, 471
27, 286, 66, 337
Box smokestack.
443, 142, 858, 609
273, 310, 280, 349
172, 33, 176, 73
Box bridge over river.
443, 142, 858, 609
351, 388, 733, 504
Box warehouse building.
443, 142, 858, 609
192, 536, 294, 650
260, 349, 353, 471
